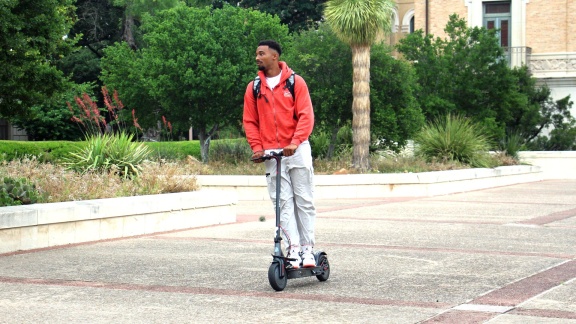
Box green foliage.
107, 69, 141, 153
0, 0, 78, 118
397, 15, 510, 121
500, 132, 524, 159
323, 0, 396, 171
112, 0, 179, 17
528, 121, 576, 151
209, 139, 252, 164
58, 47, 103, 85
284, 23, 352, 158
324, 0, 396, 46
370, 44, 424, 151
238, 0, 327, 33
0, 140, 201, 163
506, 67, 575, 144
396, 15, 573, 147
0, 177, 41, 206
101, 4, 291, 162
310, 131, 331, 159
414, 114, 493, 168
68, 0, 123, 52
286, 24, 423, 156
9, 82, 95, 141
310, 124, 354, 159
63, 132, 152, 177
144, 141, 202, 160
0, 141, 85, 162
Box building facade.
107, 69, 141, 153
391, 0, 576, 114
0, 119, 27, 141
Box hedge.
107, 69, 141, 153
0, 140, 202, 162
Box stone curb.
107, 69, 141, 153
0, 190, 237, 254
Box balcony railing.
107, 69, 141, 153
503, 46, 532, 68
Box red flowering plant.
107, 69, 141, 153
161, 115, 173, 141
65, 87, 152, 178
67, 87, 145, 138
66, 93, 106, 137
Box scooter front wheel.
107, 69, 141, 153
268, 261, 287, 291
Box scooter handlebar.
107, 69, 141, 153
251, 151, 284, 162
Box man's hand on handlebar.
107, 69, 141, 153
251, 150, 265, 163
251, 146, 294, 163
283, 144, 297, 157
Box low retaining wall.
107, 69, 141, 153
0, 190, 236, 254
0, 162, 549, 255
197, 165, 543, 201
519, 151, 576, 179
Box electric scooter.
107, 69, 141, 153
255, 151, 330, 291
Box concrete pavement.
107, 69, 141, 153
0, 179, 575, 323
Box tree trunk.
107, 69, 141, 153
122, 12, 138, 50
326, 125, 339, 159
198, 130, 211, 163
197, 124, 219, 163
351, 45, 371, 172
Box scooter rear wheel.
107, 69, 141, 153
268, 261, 287, 291
316, 255, 330, 282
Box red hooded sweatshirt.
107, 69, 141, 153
243, 61, 314, 152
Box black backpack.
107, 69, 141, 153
253, 72, 295, 100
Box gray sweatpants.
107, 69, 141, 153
265, 141, 316, 250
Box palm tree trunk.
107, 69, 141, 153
351, 45, 371, 171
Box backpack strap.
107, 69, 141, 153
253, 75, 261, 99
285, 72, 295, 99
252, 72, 296, 100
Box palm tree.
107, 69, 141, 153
324, 0, 395, 171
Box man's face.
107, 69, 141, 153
255, 45, 277, 71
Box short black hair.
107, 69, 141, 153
258, 40, 282, 56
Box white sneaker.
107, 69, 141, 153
288, 247, 301, 269
302, 246, 315, 268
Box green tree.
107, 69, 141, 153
111, 0, 179, 50
370, 44, 424, 151
0, 0, 77, 118
396, 15, 516, 130
397, 14, 574, 145
69, 0, 124, 58
101, 4, 291, 162
9, 82, 95, 141
324, 0, 395, 171
509, 66, 574, 144
284, 23, 353, 158
57, 0, 124, 86
286, 25, 423, 157
239, 0, 327, 33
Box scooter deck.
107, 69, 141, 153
286, 265, 325, 279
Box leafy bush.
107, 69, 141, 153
310, 131, 331, 159
0, 140, 85, 163
144, 141, 202, 160
0, 177, 41, 206
414, 114, 493, 168
500, 132, 524, 159
527, 121, 576, 151
0, 140, 202, 163
209, 139, 252, 164
337, 123, 353, 147
64, 132, 152, 177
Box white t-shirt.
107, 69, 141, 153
266, 71, 282, 90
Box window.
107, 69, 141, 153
483, 1, 511, 47
485, 2, 510, 14
402, 9, 415, 34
